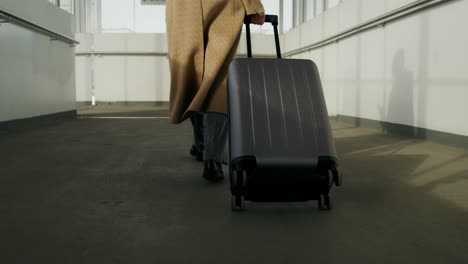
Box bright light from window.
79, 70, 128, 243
246, 0, 280, 33
282, 0, 293, 32
327, 0, 340, 9
304, 0, 316, 21
99, 0, 339, 34
60, 0, 74, 14
101, 0, 166, 33
316, 0, 324, 16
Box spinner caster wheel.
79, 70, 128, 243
318, 195, 333, 211
231, 195, 246, 212
231, 170, 247, 190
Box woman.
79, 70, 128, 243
166, 0, 266, 182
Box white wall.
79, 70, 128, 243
75, 32, 277, 103
0, 0, 76, 122
285, 0, 468, 137
75, 33, 170, 102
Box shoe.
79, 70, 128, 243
203, 160, 225, 183
190, 145, 203, 161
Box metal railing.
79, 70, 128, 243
284, 0, 456, 57
0, 7, 79, 46
75, 51, 168, 57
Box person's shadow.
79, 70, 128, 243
380, 49, 415, 137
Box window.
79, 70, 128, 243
59, 0, 74, 14
95, 0, 341, 34
304, 0, 316, 21
245, 0, 280, 34
101, 0, 166, 33
282, 0, 293, 32
261, 0, 281, 15
48, 0, 74, 14
316, 0, 325, 16
327, 0, 341, 9
284, 0, 340, 28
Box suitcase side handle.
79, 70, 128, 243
244, 14, 282, 59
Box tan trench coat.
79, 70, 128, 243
166, 0, 264, 124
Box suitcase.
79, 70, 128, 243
227, 15, 342, 211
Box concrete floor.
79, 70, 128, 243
1, 107, 468, 264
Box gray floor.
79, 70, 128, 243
1, 107, 468, 264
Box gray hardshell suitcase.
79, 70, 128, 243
227, 15, 342, 211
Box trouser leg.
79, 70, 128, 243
190, 113, 204, 152
203, 113, 228, 163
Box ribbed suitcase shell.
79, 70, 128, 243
228, 58, 338, 201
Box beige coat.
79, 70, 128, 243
166, 0, 264, 124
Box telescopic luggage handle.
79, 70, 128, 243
244, 14, 282, 59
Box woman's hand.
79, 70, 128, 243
250, 12, 266, 25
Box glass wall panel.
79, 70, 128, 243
316, 0, 324, 16
134, 2, 166, 33
101, 0, 166, 33
59, 0, 74, 14
327, 0, 340, 9
282, 0, 293, 32
247, 0, 280, 33
48, 0, 74, 14
262, 0, 280, 16
101, 0, 134, 32
304, 0, 316, 21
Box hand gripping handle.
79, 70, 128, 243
244, 14, 282, 59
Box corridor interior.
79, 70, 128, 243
1, 105, 467, 263
2, 0, 468, 263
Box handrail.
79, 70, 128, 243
75, 51, 168, 57
75, 51, 275, 59
0, 7, 79, 46
283, 0, 456, 57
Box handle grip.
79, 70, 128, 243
244, 14, 279, 26
243, 14, 282, 59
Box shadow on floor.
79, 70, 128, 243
0, 113, 467, 264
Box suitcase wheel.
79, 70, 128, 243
231, 170, 247, 193
231, 195, 246, 212
318, 195, 333, 211
236, 170, 247, 188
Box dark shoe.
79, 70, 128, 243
203, 160, 225, 183
190, 145, 203, 161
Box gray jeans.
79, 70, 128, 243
190, 113, 228, 163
